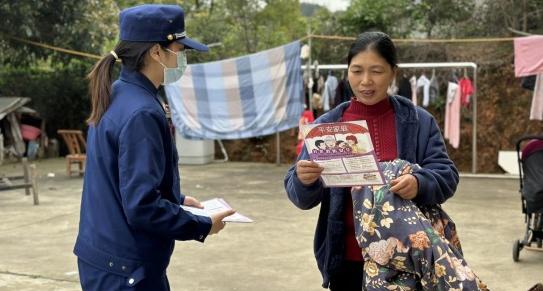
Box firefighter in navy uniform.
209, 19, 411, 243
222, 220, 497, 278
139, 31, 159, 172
74, 4, 234, 290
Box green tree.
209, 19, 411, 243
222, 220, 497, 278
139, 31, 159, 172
339, 0, 413, 37
411, 0, 474, 38
0, 0, 119, 140
0, 0, 118, 65
475, 0, 543, 36
255, 0, 306, 51
306, 6, 351, 64
184, 0, 306, 62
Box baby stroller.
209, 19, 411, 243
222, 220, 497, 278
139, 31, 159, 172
513, 135, 543, 262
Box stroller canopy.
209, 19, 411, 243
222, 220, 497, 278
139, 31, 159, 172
522, 139, 543, 213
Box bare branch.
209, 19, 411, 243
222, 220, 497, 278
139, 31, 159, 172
507, 26, 533, 36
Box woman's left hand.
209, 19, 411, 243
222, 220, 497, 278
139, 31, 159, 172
183, 196, 204, 209
390, 171, 418, 200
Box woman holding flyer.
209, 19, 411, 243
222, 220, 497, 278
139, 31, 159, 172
284, 32, 461, 290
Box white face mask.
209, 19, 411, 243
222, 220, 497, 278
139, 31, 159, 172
158, 48, 187, 85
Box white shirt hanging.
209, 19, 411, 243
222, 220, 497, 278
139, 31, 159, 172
417, 74, 431, 107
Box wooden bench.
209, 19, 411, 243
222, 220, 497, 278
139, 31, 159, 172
0, 158, 39, 205
57, 130, 86, 177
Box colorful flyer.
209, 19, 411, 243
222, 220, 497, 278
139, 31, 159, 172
301, 121, 385, 187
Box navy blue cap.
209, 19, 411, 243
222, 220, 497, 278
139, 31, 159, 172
119, 4, 208, 52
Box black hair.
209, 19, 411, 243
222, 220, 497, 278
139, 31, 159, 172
315, 140, 325, 147
346, 31, 397, 69
87, 40, 172, 125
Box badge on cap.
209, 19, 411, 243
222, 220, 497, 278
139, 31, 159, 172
167, 32, 187, 41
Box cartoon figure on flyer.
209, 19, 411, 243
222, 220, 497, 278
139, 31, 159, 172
335, 140, 352, 153
345, 135, 368, 154
313, 139, 326, 153
323, 135, 336, 150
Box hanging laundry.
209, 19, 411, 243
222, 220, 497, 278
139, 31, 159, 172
317, 75, 325, 94
322, 73, 338, 111
410, 75, 418, 105
429, 75, 439, 106
296, 109, 315, 155
387, 77, 398, 96
521, 75, 537, 91
334, 78, 352, 106
530, 74, 543, 120
311, 93, 323, 111
397, 75, 412, 101
514, 35, 543, 77
313, 60, 320, 79
165, 41, 303, 140
450, 70, 459, 83
300, 44, 310, 59
458, 77, 474, 108
417, 74, 431, 107
444, 82, 461, 148
446, 82, 458, 103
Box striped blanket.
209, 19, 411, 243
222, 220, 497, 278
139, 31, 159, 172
164, 41, 303, 140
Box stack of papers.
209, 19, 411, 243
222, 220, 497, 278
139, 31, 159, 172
181, 198, 253, 223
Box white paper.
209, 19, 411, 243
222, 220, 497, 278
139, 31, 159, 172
181, 198, 253, 223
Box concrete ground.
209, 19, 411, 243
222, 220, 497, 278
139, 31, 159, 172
0, 158, 541, 291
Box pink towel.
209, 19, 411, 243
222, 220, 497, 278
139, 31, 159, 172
514, 36, 543, 77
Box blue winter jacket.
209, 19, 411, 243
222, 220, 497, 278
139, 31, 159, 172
284, 96, 459, 288
74, 68, 212, 288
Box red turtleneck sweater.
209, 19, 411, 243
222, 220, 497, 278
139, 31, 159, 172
341, 97, 398, 261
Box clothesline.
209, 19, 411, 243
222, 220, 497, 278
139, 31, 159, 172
300, 34, 516, 43
5, 31, 515, 63
301, 63, 477, 70
302, 62, 479, 173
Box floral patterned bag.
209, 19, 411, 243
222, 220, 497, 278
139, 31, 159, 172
351, 159, 488, 290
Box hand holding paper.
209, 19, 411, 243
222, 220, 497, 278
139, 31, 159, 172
182, 195, 204, 208
295, 160, 324, 186
181, 198, 253, 223
209, 209, 236, 235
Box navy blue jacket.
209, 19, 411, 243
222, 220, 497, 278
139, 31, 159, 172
284, 96, 459, 288
74, 68, 212, 286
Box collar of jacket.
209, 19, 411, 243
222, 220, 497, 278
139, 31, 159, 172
119, 67, 159, 96
318, 95, 418, 124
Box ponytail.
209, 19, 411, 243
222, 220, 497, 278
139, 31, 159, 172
86, 53, 117, 125
86, 41, 169, 125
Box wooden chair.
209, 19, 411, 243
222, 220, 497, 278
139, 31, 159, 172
57, 130, 86, 176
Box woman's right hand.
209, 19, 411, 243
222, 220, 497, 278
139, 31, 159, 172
209, 209, 236, 235
296, 160, 324, 186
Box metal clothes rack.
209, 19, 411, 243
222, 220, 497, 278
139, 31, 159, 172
302, 62, 478, 173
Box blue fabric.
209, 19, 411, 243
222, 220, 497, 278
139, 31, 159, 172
119, 4, 207, 51
74, 68, 212, 290
78, 259, 170, 291
164, 41, 303, 140
284, 95, 459, 288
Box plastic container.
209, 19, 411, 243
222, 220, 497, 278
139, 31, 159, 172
20, 124, 41, 141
